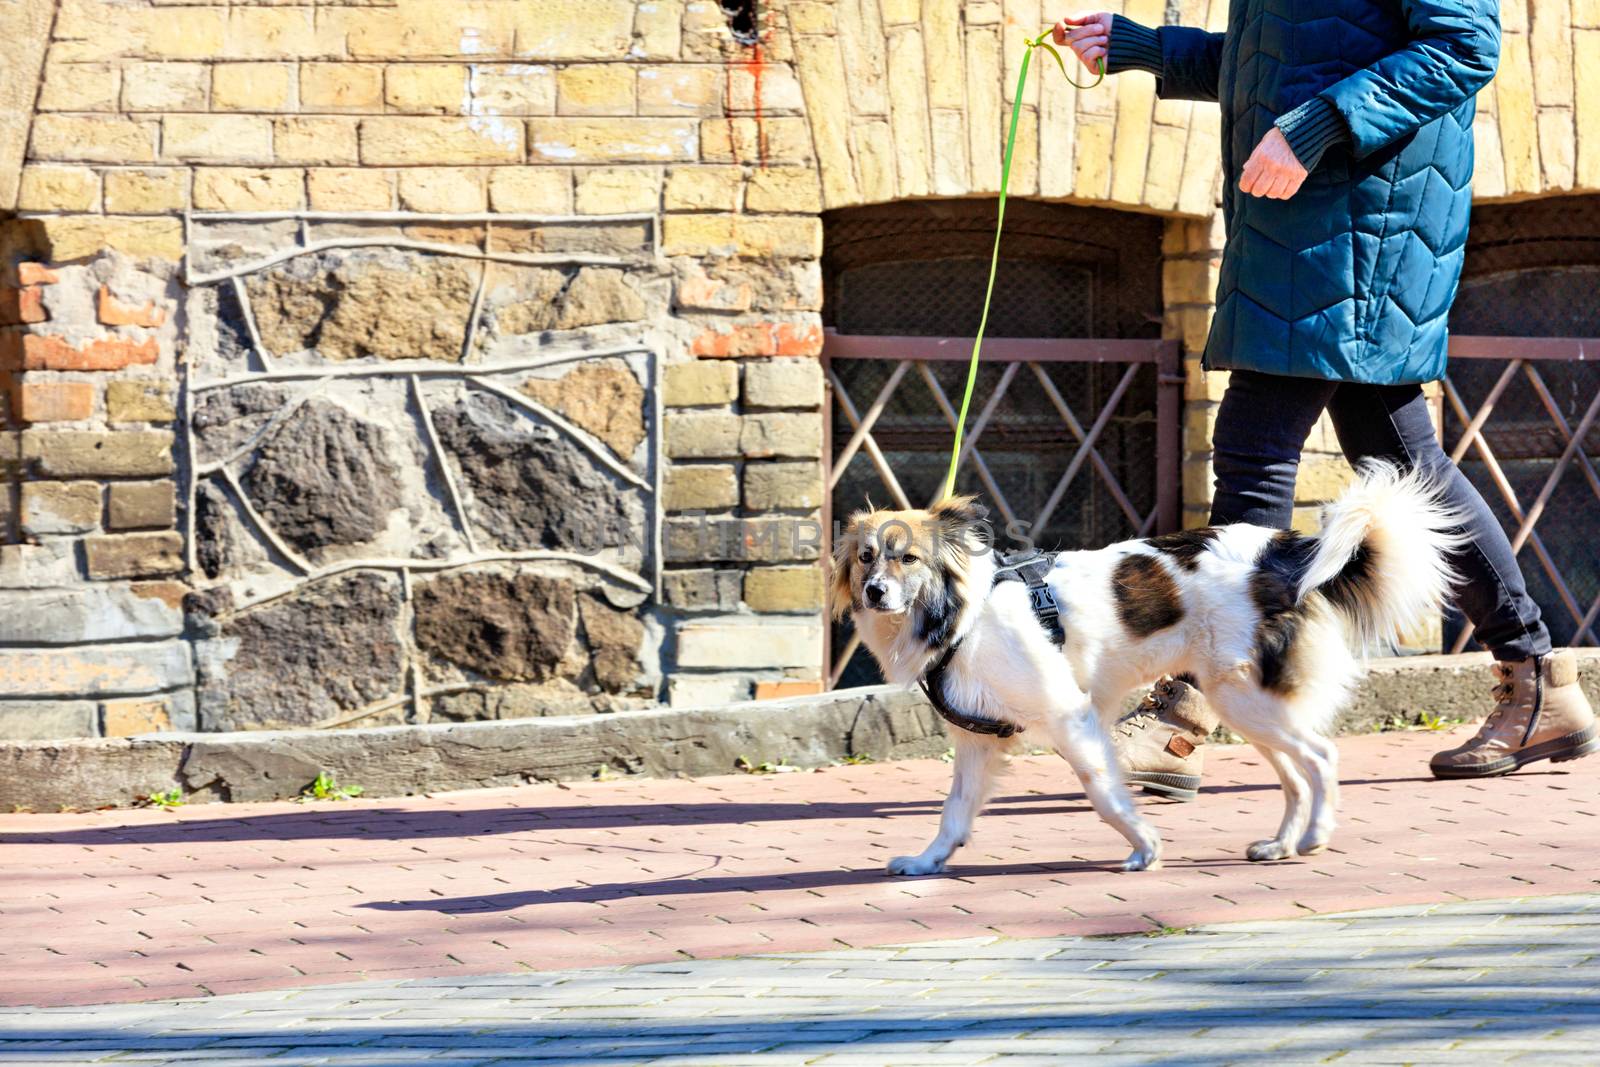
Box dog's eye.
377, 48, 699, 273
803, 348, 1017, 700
858, 550, 873, 564
901, 553, 919, 566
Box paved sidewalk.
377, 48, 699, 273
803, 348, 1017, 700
2, 728, 1597, 1010
3, 894, 1599, 1065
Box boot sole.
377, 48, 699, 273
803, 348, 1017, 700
1128, 771, 1200, 802
1431, 724, 1600, 780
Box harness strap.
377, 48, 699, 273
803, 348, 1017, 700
918, 551, 1066, 739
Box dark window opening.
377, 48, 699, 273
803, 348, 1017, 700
720, 0, 760, 46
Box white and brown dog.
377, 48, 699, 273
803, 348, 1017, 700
831, 462, 1461, 874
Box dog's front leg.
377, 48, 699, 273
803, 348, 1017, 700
1043, 704, 1163, 872
887, 732, 1006, 876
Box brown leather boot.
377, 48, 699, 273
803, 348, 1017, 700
1113, 676, 1219, 801
1430, 650, 1598, 779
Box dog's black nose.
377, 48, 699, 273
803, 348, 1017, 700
864, 582, 886, 606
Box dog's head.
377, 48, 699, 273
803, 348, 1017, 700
830, 496, 990, 644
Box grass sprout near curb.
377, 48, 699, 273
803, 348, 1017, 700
297, 771, 365, 803
140, 788, 185, 810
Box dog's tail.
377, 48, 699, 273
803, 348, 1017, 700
1297, 460, 1465, 651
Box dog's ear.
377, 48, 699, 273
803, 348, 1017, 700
930, 495, 990, 555
828, 516, 862, 621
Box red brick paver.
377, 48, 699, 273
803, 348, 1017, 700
3, 727, 1595, 1007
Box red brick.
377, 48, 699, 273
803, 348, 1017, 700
691, 322, 823, 358
753, 680, 824, 700
0, 287, 47, 326
17, 381, 93, 423
96, 286, 166, 328
20, 334, 159, 372
16, 263, 59, 287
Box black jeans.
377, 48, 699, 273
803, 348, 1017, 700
1210, 369, 1552, 662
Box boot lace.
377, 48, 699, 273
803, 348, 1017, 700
1477, 662, 1517, 737
1118, 677, 1178, 738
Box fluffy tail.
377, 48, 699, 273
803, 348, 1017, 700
1297, 460, 1466, 650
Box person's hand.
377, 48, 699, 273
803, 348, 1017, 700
1053, 12, 1112, 71
1239, 127, 1309, 199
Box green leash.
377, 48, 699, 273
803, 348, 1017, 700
940, 32, 1105, 501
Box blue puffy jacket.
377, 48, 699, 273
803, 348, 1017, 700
1108, 0, 1500, 384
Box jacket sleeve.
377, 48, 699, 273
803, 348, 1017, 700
1315, 0, 1500, 158
1106, 15, 1225, 103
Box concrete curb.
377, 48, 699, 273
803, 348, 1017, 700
4, 651, 1597, 810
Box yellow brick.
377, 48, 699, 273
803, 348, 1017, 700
636, 67, 722, 116
307, 168, 395, 211
1182, 457, 1214, 508
1073, 117, 1113, 200
555, 65, 636, 116
529, 118, 697, 163
398, 167, 487, 213
788, 1, 836, 33
1294, 456, 1355, 504
511, 0, 636, 59
273, 118, 360, 165
574, 167, 660, 213
301, 63, 385, 112
745, 167, 822, 213
1496, 34, 1539, 193
384, 64, 469, 114
162, 115, 273, 164
1183, 402, 1218, 453
17, 166, 100, 213
1184, 358, 1229, 402
662, 215, 822, 258
212, 63, 295, 112
136, 8, 225, 60
664, 166, 741, 211
698, 117, 813, 164
223, 7, 318, 60
487, 167, 572, 212
1577, 31, 1600, 188
103, 168, 188, 214
346, 3, 516, 59
37, 63, 119, 112
35, 216, 183, 263
360, 117, 524, 164
468, 65, 557, 115
634, 0, 684, 59
121, 63, 208, 112
193, 168, 305, 212
30, 116, 157, 164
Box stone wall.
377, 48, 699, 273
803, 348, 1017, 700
0, 0, 1593, 738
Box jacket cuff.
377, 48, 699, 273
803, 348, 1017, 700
1106, 15, 1162, 76
1275, 96, 1350, 171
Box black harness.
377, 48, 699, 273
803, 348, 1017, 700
918, 550, 1064, 739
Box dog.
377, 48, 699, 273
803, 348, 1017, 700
831, 462, 1461, 874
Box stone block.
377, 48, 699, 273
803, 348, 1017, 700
677, 619, 823, 669
744, 565, 824, 612
0, 584, 184, 645
0, 701, 99, 741
637, 66, 722, 116
744, 461, 824, 510
574, 167, 660, 214
700, 116, 813, 164
121, 62, 208, 111
17, 166, 100, 212
38, 62, 120, 111
667, 674, 752, 707
662, 568, 742, 611
108, 481, 177, 530
193, 168, 305, 211
0, 641, 191, 700
307, 168, 394, 211
663, 215, 822, 258
488, 167, 571, 213
84, 532, 184, 579
741, 412, 823, 459
743, 358, 824, 409
23, 428, 174, 479
162, 115, 273, 163
103, 169, 188, 214
663, 360, 738, 407
664, 166, 741, 211
103, 382, 173, 425
32, 217, 184, 263
273, 118, 359, 165
529, 118, 698, 163
19, 481, 100, 536
745, 167, 823, 214
0, 542, 81, 590
301, 63, 384, 112
17, 381, 93, 423
664, 411, 741, 458
361, 117, 524, 165
30, 115, 157, 164
103, 697, 175, 737
556, 65, 636, 116
469, 65, 558, 115
666, 464, 738, 511
398, 167, 487, 213
383, 63, 468, 113
212, 62, 294, 111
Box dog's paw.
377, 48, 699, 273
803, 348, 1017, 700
1294, 833, 1330, 856
1121, 847, 1162, 872
1246, 838, 1293, 862
887, 854, 945, 876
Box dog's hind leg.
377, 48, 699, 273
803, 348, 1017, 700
1214, 681, 1338, 861
1042, 704, 1162, 872
1247, 745, 1310, 861
887, 732, 1006, 876
1284, 731, 1339, 856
